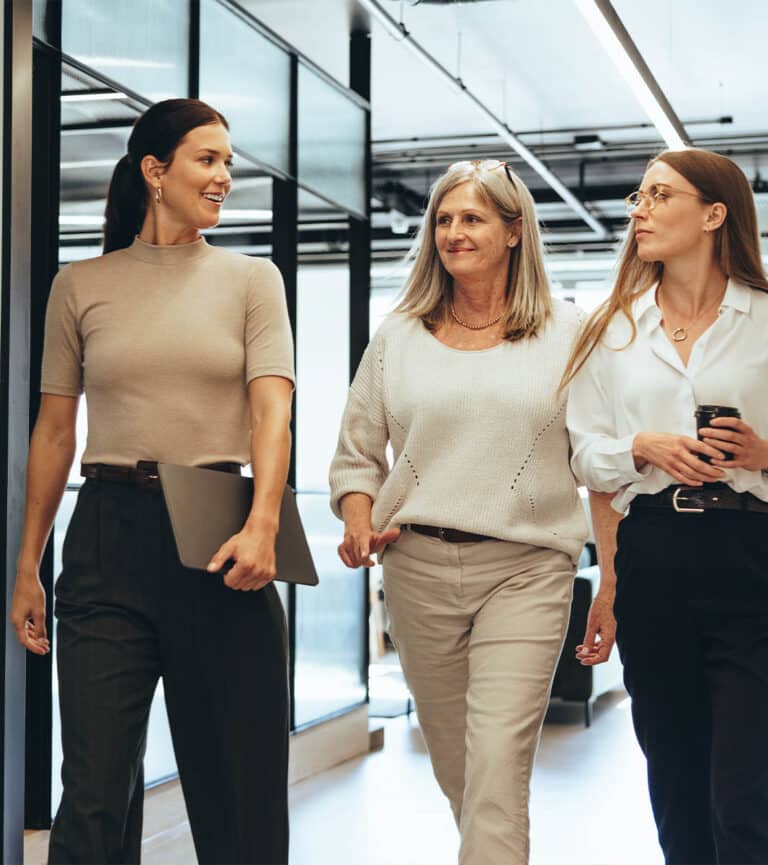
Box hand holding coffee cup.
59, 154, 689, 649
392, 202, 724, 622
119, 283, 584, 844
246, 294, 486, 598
695, 405, 740, 464
697, 406, 768, 471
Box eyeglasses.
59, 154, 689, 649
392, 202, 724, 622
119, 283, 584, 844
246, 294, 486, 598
624, 184, 703, 216
447, 159, 522, 222
449, 159, 516, 185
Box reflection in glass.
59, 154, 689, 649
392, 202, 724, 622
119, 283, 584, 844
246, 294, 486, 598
200, 0, 291, 174
33, 0, 57, 44
294, 494, 366, 728
298, 64, 367, 216
62, 0, 189, 101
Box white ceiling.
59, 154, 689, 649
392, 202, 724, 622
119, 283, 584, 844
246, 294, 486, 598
613, 0, 768, 140
58, 0, 768, 259
369, 0, 651, 141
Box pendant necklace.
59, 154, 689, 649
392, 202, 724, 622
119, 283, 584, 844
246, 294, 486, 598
658, 287, 724, 342
450, 303, 504, 331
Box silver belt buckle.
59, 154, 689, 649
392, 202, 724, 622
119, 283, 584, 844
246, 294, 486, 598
672, 487, 704, 514
437, 527, 446, 541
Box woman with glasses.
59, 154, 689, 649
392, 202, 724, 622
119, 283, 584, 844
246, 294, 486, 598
566, 149, 768, 865
330, 160, 588, 865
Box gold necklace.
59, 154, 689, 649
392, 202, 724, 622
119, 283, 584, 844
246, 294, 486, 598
450, 303, 504, 331
658, 287, 725, 342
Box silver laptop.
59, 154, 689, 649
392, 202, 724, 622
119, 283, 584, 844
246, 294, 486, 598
158, 463, 319, 586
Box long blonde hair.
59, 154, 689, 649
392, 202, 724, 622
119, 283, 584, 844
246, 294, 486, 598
561, 148, 768, 386
395, 161, 553, 340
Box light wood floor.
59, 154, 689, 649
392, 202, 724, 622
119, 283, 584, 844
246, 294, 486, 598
25, 691, 662, 865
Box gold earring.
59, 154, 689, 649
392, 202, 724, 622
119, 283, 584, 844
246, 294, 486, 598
155, 185, 162, 205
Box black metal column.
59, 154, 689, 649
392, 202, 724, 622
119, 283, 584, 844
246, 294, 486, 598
271, 53, 298, 730
348, 29, 371, 379
1, 0, 34, 860
188, 0, 200, 99
349, 28, 372, 697
23, 36, 62, 830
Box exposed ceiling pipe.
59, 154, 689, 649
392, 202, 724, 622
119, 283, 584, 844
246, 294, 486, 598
359, 0, 610, 239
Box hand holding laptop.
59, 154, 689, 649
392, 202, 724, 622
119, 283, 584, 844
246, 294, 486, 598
206, 523, 278, 592
158, 464, 318, 586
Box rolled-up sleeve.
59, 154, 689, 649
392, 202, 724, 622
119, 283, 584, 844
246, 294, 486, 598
329, 334, 390, 519
567, 343, 649, 491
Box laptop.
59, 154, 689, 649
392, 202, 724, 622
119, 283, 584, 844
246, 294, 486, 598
158, 463, 319, 586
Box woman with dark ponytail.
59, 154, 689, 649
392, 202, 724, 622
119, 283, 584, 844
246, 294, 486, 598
10, 99, 294, 864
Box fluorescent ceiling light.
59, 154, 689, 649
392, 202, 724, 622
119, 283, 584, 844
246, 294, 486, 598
61, 91, 127, 103
60, 209, 274, 227
61, 159, 120, 170
575, 0, 688, 151
219, 209, 273, 221
546, 258, 616, 273
60, 215, 103, 226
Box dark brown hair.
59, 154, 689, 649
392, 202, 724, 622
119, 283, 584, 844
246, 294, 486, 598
561, 148, 768, 388
103, 98, 228, 253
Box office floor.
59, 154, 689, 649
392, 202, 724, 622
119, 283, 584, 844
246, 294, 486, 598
24, 689, 662, 865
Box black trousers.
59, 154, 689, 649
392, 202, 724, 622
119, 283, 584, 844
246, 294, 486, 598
614, 507, 768, 865
49, 479, 290, 865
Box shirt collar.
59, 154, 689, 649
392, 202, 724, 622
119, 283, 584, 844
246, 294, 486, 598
634, 284, 661, 332
721, 278, 752, 313
633, 277, 753, 329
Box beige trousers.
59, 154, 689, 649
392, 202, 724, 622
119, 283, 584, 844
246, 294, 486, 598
382, 530, 575, 865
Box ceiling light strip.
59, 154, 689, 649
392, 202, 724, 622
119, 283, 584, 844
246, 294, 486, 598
61, 90, 128, 103
574, 0, 690, 151
358, 0, 609, 239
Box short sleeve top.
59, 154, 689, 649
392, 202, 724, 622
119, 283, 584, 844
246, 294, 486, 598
41, 236, 295, 467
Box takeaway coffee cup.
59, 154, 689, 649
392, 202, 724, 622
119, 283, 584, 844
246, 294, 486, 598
695, 404, 741, 463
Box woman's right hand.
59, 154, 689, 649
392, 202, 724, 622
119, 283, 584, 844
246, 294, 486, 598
632, 431, 726, 485
10, 567, 50, 655
338, 524, 401, 568
576, 591, 616, 666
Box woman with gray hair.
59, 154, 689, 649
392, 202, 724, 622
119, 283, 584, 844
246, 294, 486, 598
329, 159, 588, 865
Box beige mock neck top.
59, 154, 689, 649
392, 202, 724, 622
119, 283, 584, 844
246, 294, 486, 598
41, 236, 295, 467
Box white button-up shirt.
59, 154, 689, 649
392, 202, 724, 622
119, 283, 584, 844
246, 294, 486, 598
567, 279, 768, 512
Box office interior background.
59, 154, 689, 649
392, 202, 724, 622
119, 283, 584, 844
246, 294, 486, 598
0, 0, 766, 863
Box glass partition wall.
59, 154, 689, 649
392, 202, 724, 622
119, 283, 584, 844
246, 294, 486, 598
32, 0, 371, 819
295, 192, 367, 728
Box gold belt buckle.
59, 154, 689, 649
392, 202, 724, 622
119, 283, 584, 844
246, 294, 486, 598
672, 487, 704, 514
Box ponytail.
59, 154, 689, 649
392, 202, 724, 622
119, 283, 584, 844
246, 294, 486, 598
103, 154, 147, 253
101, 99, 229, 254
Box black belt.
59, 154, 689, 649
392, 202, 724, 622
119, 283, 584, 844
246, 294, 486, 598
81, 460, 241, 491
403, 524, 496, 543
632, 484, 768, 515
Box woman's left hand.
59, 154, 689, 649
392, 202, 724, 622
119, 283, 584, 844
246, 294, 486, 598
207, 527, 277, 591
700, 417, 768, 472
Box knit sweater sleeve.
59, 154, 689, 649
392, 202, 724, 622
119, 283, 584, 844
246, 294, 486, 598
329, 328, 390, 519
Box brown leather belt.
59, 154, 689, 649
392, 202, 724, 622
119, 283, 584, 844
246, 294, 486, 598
81, 460, 241, 491
403, 523, 497, 543
632, 483, 768, 515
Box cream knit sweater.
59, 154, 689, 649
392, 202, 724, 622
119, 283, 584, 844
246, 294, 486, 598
329, 301, 588, 565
